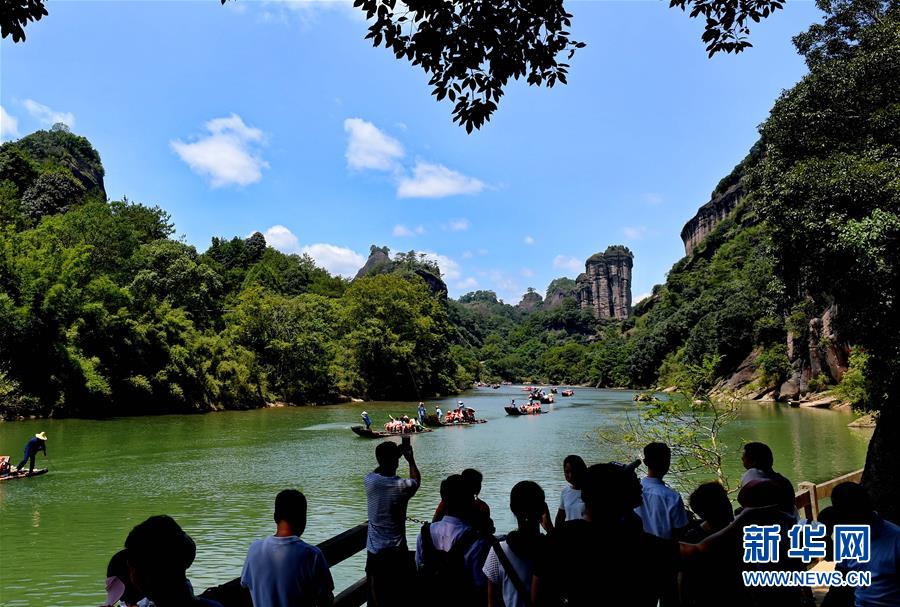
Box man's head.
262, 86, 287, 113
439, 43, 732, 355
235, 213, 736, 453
441, 474, 474, 518
274, 489, 308, 535
689, 481, 734, 528
563, 455, 587, 488
643, 442, 671, 477
461, 468, 483, 496
124, 515, 196, 601
831, 482, 875, 526
742, 442, 774, 471
581, 462, 642, 521
375, 441, 402, 475
510, 480, 545, 526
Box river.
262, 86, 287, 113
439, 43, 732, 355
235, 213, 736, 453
0, 386, 871, 606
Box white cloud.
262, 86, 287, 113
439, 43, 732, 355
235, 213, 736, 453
0, 106, 19, 140
461, 250, 473, 259
634, 292, 652, 303
643, 193, 664, 205
392, 224, 425, 237
23, 99, 75, 128
553, 255, 582, 273
344, 117, 404, 171
171, 114, 268, 187
301, 243, 366, 277
449, 218, 470, 232
456, 277, 478, 290
264, 225, 301, 253
524, 235, 535, 245
623, 226, 648, 240
397, 161, 484, 199
478, 248, 489, 256
521, 268, 535, 278
421, 251, 461, 281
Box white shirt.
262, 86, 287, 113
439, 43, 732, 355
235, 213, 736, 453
559, 486, 586, 521
482, 541, 534, 607
634, 476, 689, 539
364, 471, 419, 553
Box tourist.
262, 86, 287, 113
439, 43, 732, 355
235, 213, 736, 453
739, 442, 795, 514
533, 461, 678, 607
681, 479, 806, 607
555, 455, 587, 527
361, 411, 372, 430
124, 515, 221, 607
679, 482, 737, 607
635, 442, 690, 539
416, 474, 489, 607
240, 489, 334, 607
417, 402, 426, 424
364, 440, 420, 607
830, 482, 900, 607
102, 549, 143, 607
683, 481, 733, 543
483, 480, 548, 607
433, 468, 494, 534
17, 431, 47, 474
435, 405, 443, 420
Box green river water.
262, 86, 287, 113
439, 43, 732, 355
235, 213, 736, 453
0, 387, 871, 606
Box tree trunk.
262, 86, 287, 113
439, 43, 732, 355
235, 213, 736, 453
862, 405, 900, 524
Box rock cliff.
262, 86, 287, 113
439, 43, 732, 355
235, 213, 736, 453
680, 182, 744, 256
575, 245, 633, 320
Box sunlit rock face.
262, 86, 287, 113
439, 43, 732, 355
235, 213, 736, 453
575, 245, 633, 320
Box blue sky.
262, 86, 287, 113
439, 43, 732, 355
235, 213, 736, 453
0, 0, 822, 303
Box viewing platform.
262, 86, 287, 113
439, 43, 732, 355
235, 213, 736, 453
201, 468, 866, 607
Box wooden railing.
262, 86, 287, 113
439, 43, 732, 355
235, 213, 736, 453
794, 468, 864, 521
201, 523, 370, 607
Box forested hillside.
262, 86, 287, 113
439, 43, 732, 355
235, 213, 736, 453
0, 127, 477, 418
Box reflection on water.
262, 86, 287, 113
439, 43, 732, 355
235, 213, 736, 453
0, 387, 870, 606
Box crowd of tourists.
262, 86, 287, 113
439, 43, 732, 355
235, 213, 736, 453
100, 440, 899, 607
382, 415, 424, 434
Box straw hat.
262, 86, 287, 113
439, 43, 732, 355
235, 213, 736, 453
35, 432, 47, 441
361, 411, 368, 416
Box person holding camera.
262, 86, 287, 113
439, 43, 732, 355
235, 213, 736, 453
364, 438, 421, 607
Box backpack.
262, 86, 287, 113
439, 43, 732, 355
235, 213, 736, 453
418, 522, 485, 607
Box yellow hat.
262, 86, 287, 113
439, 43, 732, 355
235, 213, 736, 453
35, 432, 47, 441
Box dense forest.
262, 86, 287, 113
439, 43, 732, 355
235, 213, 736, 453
1, 1, 896, 430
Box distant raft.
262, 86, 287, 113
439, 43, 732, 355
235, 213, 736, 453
505, 406, 544, 416
351, 425, 433, 439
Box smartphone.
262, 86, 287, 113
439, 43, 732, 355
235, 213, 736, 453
401, 435, 411, 449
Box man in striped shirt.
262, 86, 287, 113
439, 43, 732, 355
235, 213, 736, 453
364, 440, 421, 607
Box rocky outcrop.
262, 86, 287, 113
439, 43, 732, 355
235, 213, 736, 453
517, 289, 543, 311
355, 246, 392, 279
544, 277, 577, 309
780, 304, 850, 399
354, 245, 448, 297
575, 245, 633, 320
680, 182, 744, 256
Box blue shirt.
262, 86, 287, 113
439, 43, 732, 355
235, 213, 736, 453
635, 477, 689, 539
241, 535, 334, 607
838, 517, 900, 607
24, 437, 46, 456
